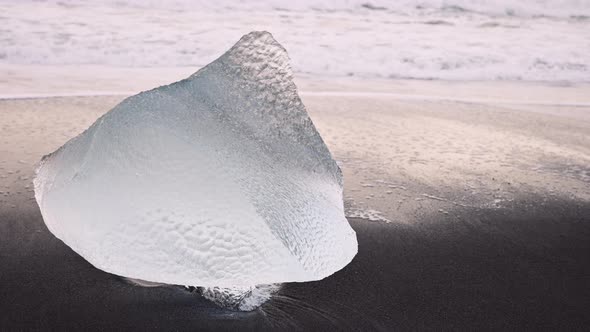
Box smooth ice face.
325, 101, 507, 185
34, 31, 357, 288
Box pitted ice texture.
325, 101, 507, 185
34, 31, 357, 287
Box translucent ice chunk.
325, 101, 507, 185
199, 284, 281, 311
34, 31, 357, 290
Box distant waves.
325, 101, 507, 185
1, 0, 589, 82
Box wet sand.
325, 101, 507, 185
2, 198, 589, 331
1, 84, 589, 330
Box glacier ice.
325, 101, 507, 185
34, 31, 357, 297
198, 284, 281, 311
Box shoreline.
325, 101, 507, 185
3, 91, 590, 108
2, 64, 590, 105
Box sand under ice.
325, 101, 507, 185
33, 31, 357, 309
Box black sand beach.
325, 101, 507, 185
1, 91, 589, 330
2, 194, 589, 330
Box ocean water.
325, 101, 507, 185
1, 0, 589, 82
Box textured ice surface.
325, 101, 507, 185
199, 284, 281, 311
34, 31, 357, 290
